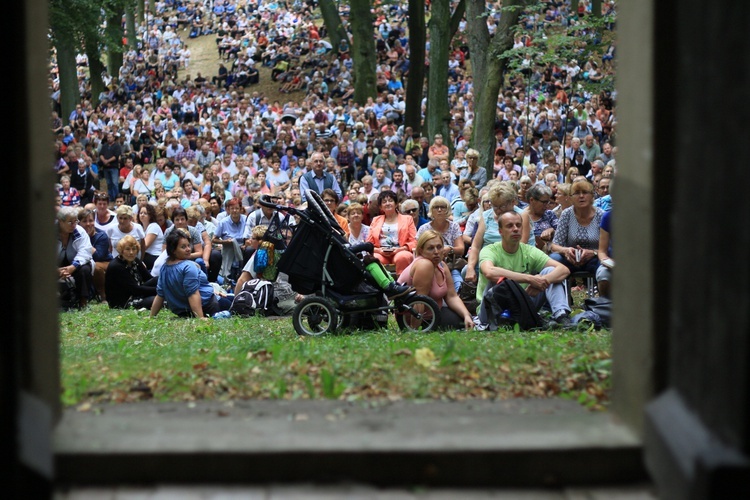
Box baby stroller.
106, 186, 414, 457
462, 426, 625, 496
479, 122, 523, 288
259, 190, 440, 336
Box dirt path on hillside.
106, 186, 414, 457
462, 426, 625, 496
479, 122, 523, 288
177, 27, 293, 103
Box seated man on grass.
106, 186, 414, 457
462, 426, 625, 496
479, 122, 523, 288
478, 211, 572, 328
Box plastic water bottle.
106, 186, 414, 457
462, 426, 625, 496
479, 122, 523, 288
212, 310, 232, 319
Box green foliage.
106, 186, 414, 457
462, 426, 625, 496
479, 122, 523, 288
49, 0, 130, 58
60, 305, 612, 410
499, 1, 616, 96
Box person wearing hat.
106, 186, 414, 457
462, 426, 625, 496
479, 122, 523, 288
571, 148, 592, 178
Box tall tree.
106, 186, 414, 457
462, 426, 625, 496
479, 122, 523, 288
465, 0, 525, 178
424, 0, 467, 145
592, 0, 602, 18
350, 0, 377, 104
318, 0, 348, 53
404, 0, 426, 135
105, 6, 124, 78
425, 0, 452, 143
84, 30, 107, 107
49, 0, 106, 119
125, 3, 137, 51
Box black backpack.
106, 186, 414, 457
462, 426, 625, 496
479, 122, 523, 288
229, 278, 274, 317
478, 277, 544, 331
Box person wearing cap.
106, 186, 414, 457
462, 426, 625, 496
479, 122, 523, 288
571, 148, 592, 178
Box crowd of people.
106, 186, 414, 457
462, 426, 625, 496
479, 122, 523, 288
53, 0, 617, 329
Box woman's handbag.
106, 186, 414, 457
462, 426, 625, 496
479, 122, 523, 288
457, 280, 478, 313
444, 251, 467, 272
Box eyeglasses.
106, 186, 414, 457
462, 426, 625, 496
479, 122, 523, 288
404, 208, 418, 214
433, 206, 448, 211
492, 203, 513, 213
534, 198, 552, 204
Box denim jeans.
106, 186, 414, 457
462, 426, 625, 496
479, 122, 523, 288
104, 167, 119, 201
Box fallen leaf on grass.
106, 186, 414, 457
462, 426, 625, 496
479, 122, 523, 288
394, 348, 413, 356
415, 347, 436, 368
193, 362, 209, 371
246, 349, 273, 362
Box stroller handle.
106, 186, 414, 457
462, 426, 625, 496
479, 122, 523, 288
259, 194, 300, 216
348, 242, 374, 254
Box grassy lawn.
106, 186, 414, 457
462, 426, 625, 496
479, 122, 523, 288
59, 302, 611, 411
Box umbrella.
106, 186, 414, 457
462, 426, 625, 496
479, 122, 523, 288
281, 114, 297, 125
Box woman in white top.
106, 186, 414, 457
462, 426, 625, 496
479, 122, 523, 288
107, 205, 146, 259
138, 203, 169, 270
133, 167, 154, 197
346, 202, 370, 246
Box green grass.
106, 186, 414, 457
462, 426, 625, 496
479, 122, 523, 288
59, 304, 611, 410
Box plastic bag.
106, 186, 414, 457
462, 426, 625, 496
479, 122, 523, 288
254, 247, 268, 272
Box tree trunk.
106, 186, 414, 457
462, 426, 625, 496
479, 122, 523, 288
465, 0, 491, 120
136, 0, 144, 25
106, 11, 124, 78
466, 0, 524, 175
591, 0, 602, 18
350, 0, 377, 105
473, 59, 505, 180
125, 5, 137, 51
85, 32, 107, 107
426, 0, 451, 144
404, 0, 426, 135
318, 0, 348, 53
57, 34, 80, 125
449, 0, 465, 39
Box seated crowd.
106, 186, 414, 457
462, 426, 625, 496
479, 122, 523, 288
53, 0, 616, 329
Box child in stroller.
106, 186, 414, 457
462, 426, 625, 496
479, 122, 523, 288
259, 190, 441, 335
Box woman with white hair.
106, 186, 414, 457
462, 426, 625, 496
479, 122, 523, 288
400, 198, 429, 230
56, 206, 93, 309
458, 149, 488, 190
524, 183, 559, 253
107, 204, 146, 259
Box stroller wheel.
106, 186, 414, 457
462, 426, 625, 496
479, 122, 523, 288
293, 296, 339, 336
395, 295, 441, 333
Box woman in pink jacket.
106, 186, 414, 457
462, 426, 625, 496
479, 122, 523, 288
366, 190, 416, 274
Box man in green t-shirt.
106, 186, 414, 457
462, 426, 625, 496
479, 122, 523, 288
478, 211, 572, 326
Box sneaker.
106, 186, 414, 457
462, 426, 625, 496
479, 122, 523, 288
384, 281, 413, 299
549, 313, 573, 329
